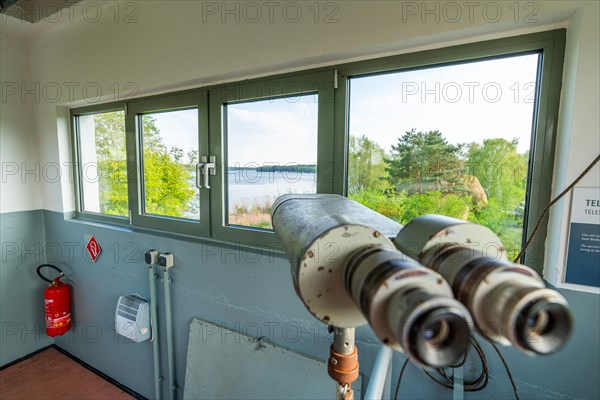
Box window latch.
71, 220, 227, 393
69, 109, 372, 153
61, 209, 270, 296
199, 156, 216, 189
195, 161, 205, 189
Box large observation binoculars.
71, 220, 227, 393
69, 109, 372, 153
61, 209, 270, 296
272, 194, 473, 367
271, 194, 573, 368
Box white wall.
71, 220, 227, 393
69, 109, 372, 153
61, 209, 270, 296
1, 0, 598, 284
546, 5, 600, 291
0, 32, 43, 213
0, 33, 49, 366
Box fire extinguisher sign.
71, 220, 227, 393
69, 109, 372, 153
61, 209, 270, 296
86, 235, 102, 262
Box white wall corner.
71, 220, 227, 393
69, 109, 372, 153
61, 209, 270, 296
543, 3, 600, 292
56, 105, 76, 213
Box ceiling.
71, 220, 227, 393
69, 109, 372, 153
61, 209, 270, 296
0, 0, 81, 23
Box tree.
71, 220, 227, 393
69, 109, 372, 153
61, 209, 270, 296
466, 138, 529, 260
467, 138, 527, 211
346, 130, 528, 261
92, 112, 195, 218
348, 135, 389, 194
385, 129, 468, 195
348, 131, 475, 223
142, 148, 195, 217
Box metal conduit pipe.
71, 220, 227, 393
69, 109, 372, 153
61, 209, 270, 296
161, 254, 176, 400
145, 250, 163, 400
149, 265, 162, 400
364, 346, 393, 400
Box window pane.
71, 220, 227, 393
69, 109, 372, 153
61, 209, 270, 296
78, 111, 128, 217
141, 109, 200, 219
226, 94, 318, 229
348, 54, 540, 260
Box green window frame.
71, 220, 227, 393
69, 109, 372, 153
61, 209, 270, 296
71, 101, 130, 225
208, 71, 335, 246
126, 90, 209, 237
71, 30, 565, 272
334, 29, 565, 274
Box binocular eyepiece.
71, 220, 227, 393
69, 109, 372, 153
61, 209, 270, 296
396, 215, 573, 355
271, 195, 473, 368
345, 244, 472, 367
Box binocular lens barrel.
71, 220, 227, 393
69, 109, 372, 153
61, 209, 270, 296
484, 283, 573, 354
346, 246, 472, 367
410, 305, 472, 367
424, 244, 573, 355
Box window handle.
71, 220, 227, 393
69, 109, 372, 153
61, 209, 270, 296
201, 156, 216, 189
195, 162, 205, 189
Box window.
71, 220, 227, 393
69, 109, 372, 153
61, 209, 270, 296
71, 31, 564, 268
140, 109, 200, 220
338, 31, 565, 272
73, 108, 128, 218
128, 92, 209, 237
346, 53, 539, 261
208, 72, 334, 244
225, 95, 318, 229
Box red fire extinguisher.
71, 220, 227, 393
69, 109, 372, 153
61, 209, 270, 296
37, 264, 71, 337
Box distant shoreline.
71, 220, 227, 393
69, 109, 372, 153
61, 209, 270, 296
228, 165, 316, 173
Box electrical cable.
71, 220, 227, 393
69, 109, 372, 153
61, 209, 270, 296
393, 358, 410, 400
423, 336, 489, 392
487, 339, 520, 400
393, 335, 489, 398
436, 350, 487, 391
514, 154, 600, 263
130, 293, 150, 303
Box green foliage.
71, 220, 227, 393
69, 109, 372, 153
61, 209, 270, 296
400, 192, 472, 223
98, 160, 128, 217
92, 111, 127, 161
349, 190, 406, 222
91, 111, 127, 217
255, 164, 316, 173
385, 129, 468, 195
349, 130, 529, 261
467, 138, 527, 211
348, 135, 390, 194
468, 198, 524, 260
92, 112, 196, 218
350, 190, 473, 227
143, 149, 195, 217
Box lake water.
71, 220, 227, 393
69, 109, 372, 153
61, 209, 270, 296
227, 169, 317, 211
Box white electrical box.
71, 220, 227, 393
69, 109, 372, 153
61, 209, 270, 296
115, 295, 151, 343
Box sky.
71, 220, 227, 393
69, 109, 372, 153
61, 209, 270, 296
146, 52, 539, 165
349, 53, 540, 154
227, 95, 318, 166
148, 108, 199, 157
148, 95, 319, 166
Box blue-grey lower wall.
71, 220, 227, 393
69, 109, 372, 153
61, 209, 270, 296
42, 210, 341, 399
11, 210, 598, 399
0, 210, 53, 366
